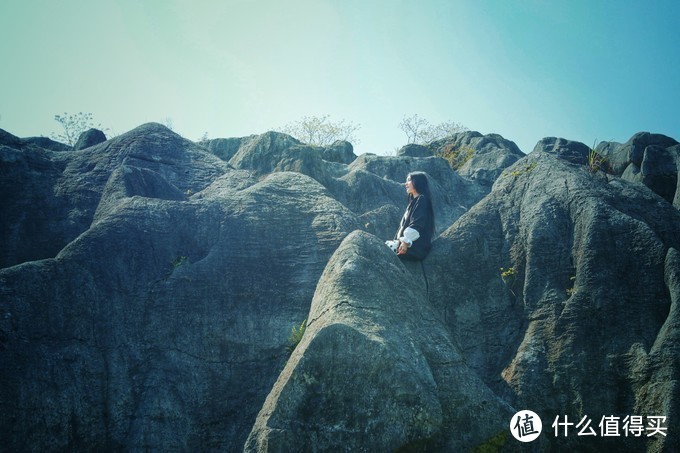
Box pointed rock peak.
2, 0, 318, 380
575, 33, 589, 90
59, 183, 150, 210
246, 230, 515, 451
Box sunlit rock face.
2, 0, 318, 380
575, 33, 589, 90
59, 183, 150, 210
427, 151, 680, 452
1, 124, 678, 451
429, 131, 526, 187
595, 132, 680, 208
245, 231, 519, 452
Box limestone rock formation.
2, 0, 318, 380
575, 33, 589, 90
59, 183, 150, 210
533, 136, 591, 165
74, 128, 107, 150
429, 131, 525, 187
0, 122, 486, 451
205, 130, 488, 239
426, 151, 680, 451
397, 143, 432, 157
320, 139, 356, 164
1, 132, 71, 266
1, 123, 679, 452
0, 129, 71, 151
0, 167, 361, 451
22, 136, 73, 151
0, 128, 24, 148
596, 132, 680, 207
0, 123, 230, 268
245, 231, 520, 451
202, 136, 248, 162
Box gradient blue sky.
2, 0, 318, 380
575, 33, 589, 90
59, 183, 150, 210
1, 0, 678, 155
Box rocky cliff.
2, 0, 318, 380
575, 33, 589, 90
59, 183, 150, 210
1, 124, 678, 451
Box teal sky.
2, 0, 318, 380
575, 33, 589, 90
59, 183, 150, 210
1, 0, 678, 154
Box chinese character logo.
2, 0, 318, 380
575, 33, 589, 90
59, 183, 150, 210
510, 410, 543, 442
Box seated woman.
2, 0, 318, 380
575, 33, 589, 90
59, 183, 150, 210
386, 171, 435, 261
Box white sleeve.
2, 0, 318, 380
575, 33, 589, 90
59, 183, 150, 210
400, 227, 420, 246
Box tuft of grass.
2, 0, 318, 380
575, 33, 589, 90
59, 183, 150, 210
500, 267, 516, 284
438, 143, 475, 170
500, 267, 518, 297
172, 256, 188, 269
503, 161, 537, 178
587, 149, 607, 174
587, 140, 609, 174
566, 275, 576, 297
473, 430, 508, 453
287, 319, 307, 353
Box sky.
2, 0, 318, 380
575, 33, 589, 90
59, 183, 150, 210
1, 0, 679, 155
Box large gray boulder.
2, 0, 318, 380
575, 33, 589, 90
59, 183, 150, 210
74, 128, 107, 150
0, 170, 361, 451
207, 133, 357, 167
0, 136, 67, 266
533, 136, 591, 165
246, 231, 521, 452
209, 131, 487, 239
620, 132, 678, 168
320, 139, 356, 164
0, 123, 230, 268
202, 136, 250, 162
426, 151, 680, 451
596, 132, 680, 207
429, 131, 525, 187
637, 143, 680, 205
397, 143, 432, 157
340, 154, 486, 233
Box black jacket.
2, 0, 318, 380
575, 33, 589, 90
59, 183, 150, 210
395, 194, 433, 260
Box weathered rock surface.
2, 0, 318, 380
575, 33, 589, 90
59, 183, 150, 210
206, 130, 488, 238
22, 136, 72, 151
596, 132, 680, 207
397, 143, 432, 157
338, 153, 485, 234
320, 139, 356, 164
533, 136, 591, 165
74, 128, 107, 150
0, 123, 230, 268
0, 128, 25, 148
429, 131, 525, 187
0, 129, 71, 151
0, 122, 488, 451
1, 123, 679, 452
245, 231, 521, 451
0, 167, 361, 450
202, 136, 248, 162
426, 151, 680, 451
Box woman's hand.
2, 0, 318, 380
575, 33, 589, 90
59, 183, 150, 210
397, 241, 409, 255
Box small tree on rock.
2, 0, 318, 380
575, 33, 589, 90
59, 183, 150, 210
399, 114, 468, 145
51, 112, 106, 146
280, 115, 361, 147
399, 114, 429, 144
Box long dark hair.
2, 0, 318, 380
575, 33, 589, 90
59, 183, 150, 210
407, 171, 436, 235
